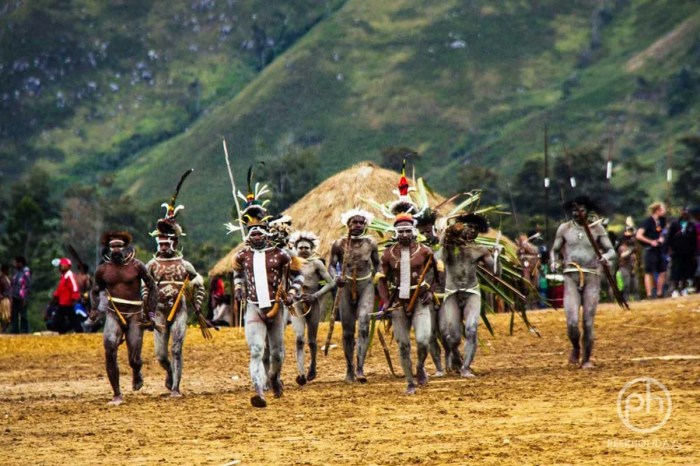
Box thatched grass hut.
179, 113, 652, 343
209, 161, 502, 276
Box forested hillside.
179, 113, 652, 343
1, 0, 700, 269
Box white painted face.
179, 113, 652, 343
296, 240, 313, 258
157, 237, 175, 256
394, 222, 415, 246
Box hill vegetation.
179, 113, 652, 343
1, 1, 700, 328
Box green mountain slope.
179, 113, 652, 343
115, 0, 700, 242
3, 0, 700, 244
0, 0, 346, 177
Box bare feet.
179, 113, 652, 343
107, 395, 123, 406
433, 370, 446, 378
569, 348, 581, 365
271, 376, 284, 398
165, 372, 173, 391
306, 367, 317, 382
417, 367, 428, 387
170, 390, 183, 398
460, 368, 475, 378
250, 394, 267, 408
405, 383, 417, 395
344, 372, 356, 384
132, 372, 144, 391
581, 361, 595, 370
296, 374, 307, 386
356, 369, 367, 384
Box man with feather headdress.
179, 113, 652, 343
144, 169, 207, 398
231, 166, 304, 407
289, 231, 336, 385
367, 162, 446, 377
90, 230, 158, 406
329, 208, 380, 384
376, 191, 437, 394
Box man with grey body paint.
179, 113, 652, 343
329, 209, 380, 384
289, 231, 336, 385
233, 225, 303, 407
439, 213, 499, 378
550, 196, 616, 369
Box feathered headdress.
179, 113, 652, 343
289, 230, 320, 251
238, 163, 271, 227
340, 208, 374, 226
150, 169, 193, 238
451, 212, 490, 233
388, 159, 419, 218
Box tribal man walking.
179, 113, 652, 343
145, 171, 206, 397
550, 196, 616, 369
329, 209, 380, 383
377, 210, 436, 394
91, 231, 157, 405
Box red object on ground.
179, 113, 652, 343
548, 283, 564, 308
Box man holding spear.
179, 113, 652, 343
232, 168, 304, 407
550, 196, 618, 369
328, 209, 379, 383
145, 170, 209, 398
376, 209, 436, 394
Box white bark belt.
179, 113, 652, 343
443, 286, 480, 298
158, 280, 185, 285
109, 297, 143, 305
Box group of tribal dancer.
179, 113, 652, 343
89, 164, 618, 408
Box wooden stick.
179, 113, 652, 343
324, 229, 353, 356
574, 204, 630, 310
105, 290, 128, 327
167, 277, 190, 322
376, 323, 398, 377
405, 256, 433, 315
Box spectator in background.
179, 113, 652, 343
616, 227, 638, 303
52, 258, 82, 333
667, 207, 697, 297
208, 274, 225, 319
516, 231, 540, 310
10, 256, 31, 334
636, 202, 667, 298
0, 264, 11, 332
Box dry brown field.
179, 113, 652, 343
1, 295, 699, 465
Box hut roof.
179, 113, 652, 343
208, 161, 503, 276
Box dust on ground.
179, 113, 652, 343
1, 296, 699, 465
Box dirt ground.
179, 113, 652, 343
1, 295, 699, 466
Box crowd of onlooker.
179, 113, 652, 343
2, 202, 699, 334
517, 202, 699, 308
0, 256, 32, 334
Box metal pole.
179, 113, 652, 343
544, 123, 550, 243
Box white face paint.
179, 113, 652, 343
156, 237, 175, 256
295, 241, 313, 258
394, 223, 416, 246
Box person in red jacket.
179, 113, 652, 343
53, 258, 82, 334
